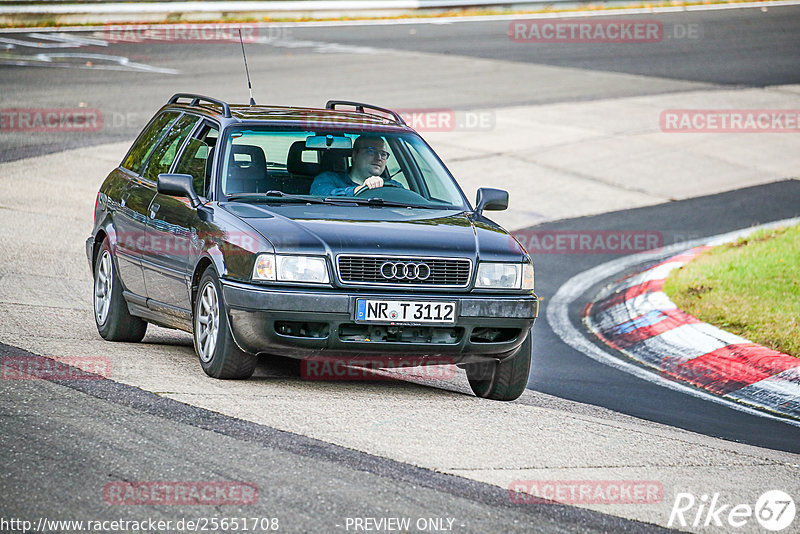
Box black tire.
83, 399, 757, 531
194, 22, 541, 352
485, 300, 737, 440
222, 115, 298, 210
466, 332, 532, 401
93, 237, 147, 342
193, 267, 257, 379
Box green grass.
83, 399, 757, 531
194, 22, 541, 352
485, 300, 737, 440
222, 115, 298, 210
663, 224, 800, 358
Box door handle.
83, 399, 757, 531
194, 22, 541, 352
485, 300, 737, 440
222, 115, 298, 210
120, 192, 130, 207
149, 203, 160, 219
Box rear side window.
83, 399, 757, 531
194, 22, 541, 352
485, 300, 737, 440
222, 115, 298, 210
142, 114, 200, 183
121, 111, 180, 173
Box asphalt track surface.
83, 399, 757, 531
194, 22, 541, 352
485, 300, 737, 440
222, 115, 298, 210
290, 8, 800, 86
1, 6, 799, 162
1, 5, 800, 531
0, 343, 663, 533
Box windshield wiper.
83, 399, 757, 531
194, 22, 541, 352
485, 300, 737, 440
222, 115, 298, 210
227, 192, 455, 209
226, 191, 336, 205
325, 197, 451, 209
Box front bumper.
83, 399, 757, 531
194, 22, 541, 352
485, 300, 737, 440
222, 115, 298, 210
221, 280, 538, 364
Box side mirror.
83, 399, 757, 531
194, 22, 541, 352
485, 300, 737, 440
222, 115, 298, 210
474, 187, 508, 217
157, 173, 201, 208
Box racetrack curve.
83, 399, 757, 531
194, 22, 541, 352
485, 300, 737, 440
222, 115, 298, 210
1, 6, 799, 532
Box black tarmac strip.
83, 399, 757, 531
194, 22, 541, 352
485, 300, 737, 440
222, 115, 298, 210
295, 7, 800, 87
527, 179, 800, 454
0, 343, 672, 533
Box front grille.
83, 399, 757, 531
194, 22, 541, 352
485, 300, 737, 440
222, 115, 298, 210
339, 324, 463, 343
337, 255, 471, 287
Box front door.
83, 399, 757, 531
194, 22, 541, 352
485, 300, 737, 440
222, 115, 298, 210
111, 111, 180, 298
138, 113, 201, 312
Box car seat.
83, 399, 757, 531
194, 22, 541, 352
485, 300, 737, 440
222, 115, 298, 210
225, 145, 278, 194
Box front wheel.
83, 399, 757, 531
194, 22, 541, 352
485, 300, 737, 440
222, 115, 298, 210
465, 332, 532, 401
194, 267, 257, 379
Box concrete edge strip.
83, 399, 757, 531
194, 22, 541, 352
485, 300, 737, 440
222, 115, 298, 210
0, 342, 669, 533
547, 216, 800, 428
584, 244, 800, 419
1, 0, 799, 22
1, 0, 530, 15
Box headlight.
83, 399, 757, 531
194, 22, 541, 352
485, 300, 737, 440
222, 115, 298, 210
252, 254, 329, 284
475, 262, 534, 290
277, 255, 329, 283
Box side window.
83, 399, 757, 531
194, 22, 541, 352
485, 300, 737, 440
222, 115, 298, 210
301, 151, 319, 165
173, 124, 219, 198
142, 114, 199, 183
121, 111, 179, 174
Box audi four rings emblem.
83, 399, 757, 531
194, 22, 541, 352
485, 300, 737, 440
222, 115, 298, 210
380, 261, 431, 281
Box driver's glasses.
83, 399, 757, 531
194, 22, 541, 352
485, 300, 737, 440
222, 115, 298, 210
362, 146, 390, 160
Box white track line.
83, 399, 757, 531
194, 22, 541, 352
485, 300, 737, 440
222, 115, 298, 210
0, 52, 179, 73
547, 217, 800, 427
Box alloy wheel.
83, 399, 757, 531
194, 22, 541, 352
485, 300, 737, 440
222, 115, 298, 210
94, 250, 113, 326
196, 281, 220, 363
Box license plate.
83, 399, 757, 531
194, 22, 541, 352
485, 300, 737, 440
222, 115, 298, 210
355, 299, 456, 324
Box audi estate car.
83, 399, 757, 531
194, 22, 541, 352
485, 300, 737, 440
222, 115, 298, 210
87, 94, 538, 400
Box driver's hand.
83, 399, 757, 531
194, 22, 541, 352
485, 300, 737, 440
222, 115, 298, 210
357, 177, 384, 193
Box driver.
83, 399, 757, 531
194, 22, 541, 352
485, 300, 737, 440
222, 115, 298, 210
310, 135, 402, 197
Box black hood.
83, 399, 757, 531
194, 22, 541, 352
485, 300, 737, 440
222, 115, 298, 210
221, 203, 527, 262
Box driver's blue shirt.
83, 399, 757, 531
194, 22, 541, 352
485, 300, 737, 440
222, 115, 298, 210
310, 171, 402, 197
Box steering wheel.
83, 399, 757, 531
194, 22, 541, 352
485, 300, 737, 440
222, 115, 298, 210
355, 180, 400, 191
354, 183, 428, 203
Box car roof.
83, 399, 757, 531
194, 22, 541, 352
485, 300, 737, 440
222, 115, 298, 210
163, 94, 412, 133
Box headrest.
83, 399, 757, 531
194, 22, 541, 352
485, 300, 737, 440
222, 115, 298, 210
287, 141, 320, 176
230, 144, 266, 170
320, 148, 351, 174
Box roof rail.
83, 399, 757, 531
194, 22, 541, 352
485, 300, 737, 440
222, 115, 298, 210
168, 93, 232, 118
325, 100, 406, 126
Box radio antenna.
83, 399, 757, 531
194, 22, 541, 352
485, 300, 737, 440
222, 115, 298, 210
239, 29, 256, 106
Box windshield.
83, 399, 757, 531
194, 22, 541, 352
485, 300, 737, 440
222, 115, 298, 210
219, 129, 468, 209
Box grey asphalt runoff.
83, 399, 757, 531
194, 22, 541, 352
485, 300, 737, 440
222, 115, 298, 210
1, 7, 799, 531
0, 343, 669, 533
